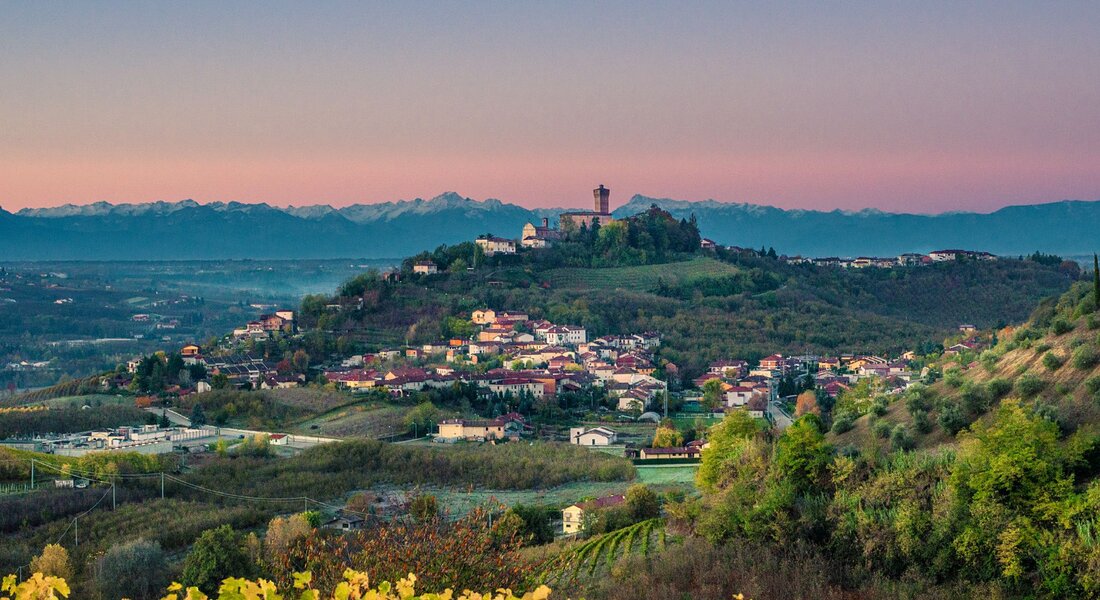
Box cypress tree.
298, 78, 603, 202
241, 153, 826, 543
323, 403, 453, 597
1093, 253, 1099, 311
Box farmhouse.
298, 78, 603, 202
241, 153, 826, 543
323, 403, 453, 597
475, 236, 517, 256
412, 261, 438, 275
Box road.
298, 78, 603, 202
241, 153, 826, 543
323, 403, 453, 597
768, 400, 794, 430
144, 407, 339, 450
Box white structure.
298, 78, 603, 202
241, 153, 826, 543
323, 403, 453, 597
569, 426, 618, 446
545, 326, 587, 346
475, 236, 517, 256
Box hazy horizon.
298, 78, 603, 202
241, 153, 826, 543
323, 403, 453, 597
6, 191, 1100, 219
3, 2, 1099, 213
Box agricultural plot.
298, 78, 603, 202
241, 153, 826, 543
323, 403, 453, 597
545, 257, 740, 292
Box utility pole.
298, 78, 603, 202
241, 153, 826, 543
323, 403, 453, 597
161, 472, 165, 499
30, 459, 34, 489
75, 518, 78, 547
112, 482, 116, 510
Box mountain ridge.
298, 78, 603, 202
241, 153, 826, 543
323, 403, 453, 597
1, 194, 1098, 260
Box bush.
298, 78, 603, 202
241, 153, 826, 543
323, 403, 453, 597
938, 403, 968, 435
872, 420, 892, 439
1088, 315, 1100, 330
181, 525, 255, 594
911, 409, 932, 434
1085, 376, 1100, 396
1072, 345, 1099, 370
95, 539, 168, 600
1036, 343, 1053, 354
830, 413, 854, 435
1042, 352, 1064, 371
1015, 374, 1046, 398
1051, 318, 1074, 335
987, 378, 1013, 400
960, 385, 991, 416
890, 424, 914, 451
870, 397, 889, 417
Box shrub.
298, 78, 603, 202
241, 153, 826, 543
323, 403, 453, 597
960, 385, 991, 416
944, 370, 964, 388
870, 397, 889, 417
911, 409, 932, 434
1036, 343, 1053, 354
181, 525, 255, 594
1085, 376, 1100, 396
1088, 315, 1100, 330
1042, 352, 1064, 371
890, 425, 914, 451
1015, 374, 1046, 398
830, 413, 854, 434
1051, 318, 1074, 335
872, 420, 892, 439
95, 539, 168, 600
987, 378, 1013, 400
938, 403, 968, 435
1072, 345, 1100, 370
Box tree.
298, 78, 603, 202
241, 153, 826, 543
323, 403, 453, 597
774, 415, 832, 494
181, 525, 254, 594
696, 411, 759, 491
403, 400, 442, 435
30, 544, 72, 582
95, 538, 168, 600
190, 403, 207, 427
625, 484, 661, 520
1094, 253, 1099, 310
651, 425, 684, 448
702, 378, 724, 411
211, 373, 230, 390
264, 513, 313, 564
292, 349, 311, 374
794, 390, 820, 417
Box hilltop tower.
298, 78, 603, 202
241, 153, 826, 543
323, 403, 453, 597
593, 184, 610, 215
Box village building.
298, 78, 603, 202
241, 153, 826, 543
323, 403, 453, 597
569, 426, 618, 446
475, 236, 517, 256
412, 261, 438, 275
562, 494, 624, 535
521, 218, 563, 248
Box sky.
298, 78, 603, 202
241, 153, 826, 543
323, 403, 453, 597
2, 1, 1099, 214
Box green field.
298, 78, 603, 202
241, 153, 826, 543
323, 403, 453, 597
545, 256, 740, 292
383, 463, 697, 516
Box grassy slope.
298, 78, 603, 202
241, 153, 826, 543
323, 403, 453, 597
545, 256, 740, 292
830, 282, 1100, 453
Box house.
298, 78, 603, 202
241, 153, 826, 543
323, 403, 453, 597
638, 446, 702, 460
545, 325, 587, 346
471, 309, 496, 325
562, 494, 625, 535
759, 354, 785, 371
708, 360, 747, 378
436, 413, 525, 441
746, 395, 768, 419
487, 378, 545, 398
475, 236, 517, 256
180, 344, 202, 357
724, 386, 755, 407
437, 419, 505, 441
700, 238, 716, 250
413, 261, 438, 275
569, 426, 618, 446
323, 513, 366, 531
958, 324, 977, 334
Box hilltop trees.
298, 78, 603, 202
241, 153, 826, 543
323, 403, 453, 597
181, 525, 255, 594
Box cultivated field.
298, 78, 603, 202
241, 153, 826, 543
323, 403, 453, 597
545, 256, 740, 292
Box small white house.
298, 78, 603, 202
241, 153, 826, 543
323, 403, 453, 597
569, 426, 618, 446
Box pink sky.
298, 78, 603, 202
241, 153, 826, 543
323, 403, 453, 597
2, 2, 1099, 213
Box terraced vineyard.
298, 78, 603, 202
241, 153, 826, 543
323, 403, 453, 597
545, 257, 740, 292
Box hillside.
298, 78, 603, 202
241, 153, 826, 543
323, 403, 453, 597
4, 194, 1100, 259
303, 240, 1078, 380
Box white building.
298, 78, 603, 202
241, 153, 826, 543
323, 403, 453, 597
569, 426, 618, 446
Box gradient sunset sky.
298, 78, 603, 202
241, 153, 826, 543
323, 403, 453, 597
2, 1, 1099, 213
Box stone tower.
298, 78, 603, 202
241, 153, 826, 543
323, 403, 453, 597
593, 184, 610, 215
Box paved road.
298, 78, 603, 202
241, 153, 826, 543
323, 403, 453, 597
768, 401, 794, 430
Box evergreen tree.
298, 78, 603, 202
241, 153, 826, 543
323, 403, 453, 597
1093, 253, 1099, 310
190, 403, 206, 427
